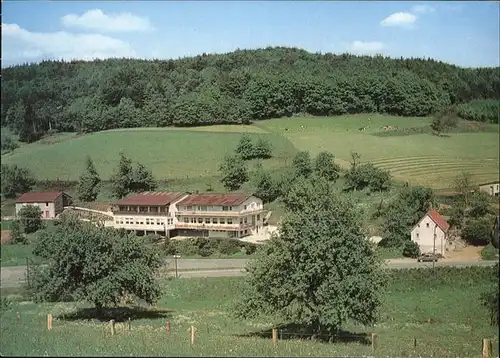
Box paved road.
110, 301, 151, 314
1, 259, 497, 288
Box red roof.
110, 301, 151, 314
427, 208, 450, 232
114, 192, 187, 206
177, 193, 252, 207
16, 191, 66, 203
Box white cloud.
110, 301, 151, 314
2, 23, 136, 65
380, 12, 417, 27
347, 41, 385, 55
61, 9, 154, 33
411, 5, 435, 14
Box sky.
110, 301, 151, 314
2, 1, 499, 68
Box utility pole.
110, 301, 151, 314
433, 224, 437, 271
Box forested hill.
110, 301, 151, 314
2, 46, 499, 142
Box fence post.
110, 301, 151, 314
371, 333, 378, 352
26, 258, 30, 288
413, 337, 417, 347
47, 314, 52, 330
190, 326, 195, 345
128, 317, 131, 331
110, 320, 116, 336
482, 338, 490, 358
272, 328, 278, 346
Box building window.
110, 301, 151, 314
115, 221, 120, 224
220, 218, 226, 224
187, 206, 192, 211
416, 233, 419, 239
140, 221, 144, 225
146, 219, 150, 225
46, 202, 49, 206
244, 205, 247, 210
244, 217, 248, 224
200, 206, 207, 211
223, 206, 233, 211
190, 217, 196, 223
184, 218, 189, 223
205, 218, 210, 224
426, 223, 429, 228
227, 218, 233, 224
240, 218, 243, 224
257, 214, 260, 221
197, 218, 203, 224
212, 218, 218, 224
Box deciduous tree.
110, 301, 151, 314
219, 155, 249, 191
235, 177, 387, 335
235, 133, 254, 160
131, 163, 157, 193
29, 217, 162, 312
18, 205, 43, 234
0, 164, 36, 199
314, 151, 340, 182
253, 138, 273, 159
292, 151, 312, 178
253, 165, 278, 203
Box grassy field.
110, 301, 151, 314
1, 268, 498, 357
2, 114, 498, 191
255, 115, 499, 188
1, 129, 296, 182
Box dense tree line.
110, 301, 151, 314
2, 47, 499, 142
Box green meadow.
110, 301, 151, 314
1, 268, 498, 357
2, 114, 498, 190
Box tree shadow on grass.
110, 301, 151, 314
58, 306, 174, 323
237, 322, 371, 344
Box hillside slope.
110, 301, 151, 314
1, 46, 499, 142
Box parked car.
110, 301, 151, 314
417, 253, 440, 262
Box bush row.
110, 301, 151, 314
162, 237, 259, 257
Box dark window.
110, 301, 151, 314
46, 202, 49, 206
426, 223, 429, 228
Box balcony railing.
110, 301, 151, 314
176, 209, 264, 217
112, 211, 169, 216
175, 223, 253, 231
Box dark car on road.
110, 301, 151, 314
417, 253, 440, 262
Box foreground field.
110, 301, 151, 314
1, 268, 498, 357
2, 114, 498, 189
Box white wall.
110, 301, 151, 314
411, 215, 447, 255
16, 202, 56, 219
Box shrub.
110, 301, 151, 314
9, 220, 27, 245
218, 239, 241, 255
243, 243, 258, 255
481, 244, 499, 260
402, 241, 420, 258
462, 218, 493, 246
345, 163, 391, 192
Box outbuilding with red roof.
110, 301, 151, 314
15, 191, 73, 219
410, 208, 451, 256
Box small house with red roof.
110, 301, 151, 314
15, 191, 73, 219
411, 208, 450, 256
